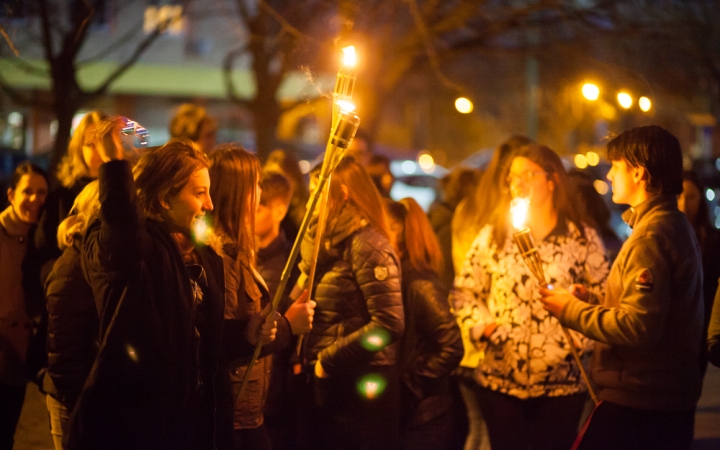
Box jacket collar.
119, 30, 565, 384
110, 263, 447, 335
622, 194, 677, 229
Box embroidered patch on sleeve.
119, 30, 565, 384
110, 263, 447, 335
635, 268, 654, 292
374, 265, 389, 281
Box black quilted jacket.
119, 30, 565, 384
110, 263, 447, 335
304, 223, 404, 376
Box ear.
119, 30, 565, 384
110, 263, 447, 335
7, 188, 13, 205
341, 184, 349, 201
160, 196, 171, 210
548, 173, 559, 192
271, 203, 288, 222
633, 166, 647, 184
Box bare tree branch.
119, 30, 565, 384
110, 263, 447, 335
85, 16, 173, 97
0, 23, 20, 56
223, 45, 252, 106
77, 20, 144, 64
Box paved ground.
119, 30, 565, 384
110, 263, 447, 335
12, 365, 720, 449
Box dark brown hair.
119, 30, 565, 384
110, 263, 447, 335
385, 198, 443, 276
134, 139, 209, 221
260, 171, 292, 207
208, 145, 260, 264
606, 125, 683, 196
10, 161, 49, 190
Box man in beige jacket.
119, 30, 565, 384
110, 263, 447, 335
540, 125, 704, 450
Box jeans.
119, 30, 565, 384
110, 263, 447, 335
458, 378, 490, 450
46, 395, 72, 450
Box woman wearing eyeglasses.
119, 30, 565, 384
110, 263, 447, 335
451, 144, 609, 450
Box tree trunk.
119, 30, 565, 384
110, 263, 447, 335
49, 58, 82, 173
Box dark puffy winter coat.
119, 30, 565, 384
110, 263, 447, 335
69, 160, 227, 450
399, 262, 463, 425
43, 236, 99, 408
304, 223, 404, 375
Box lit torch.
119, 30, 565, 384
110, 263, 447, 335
510, 197, 599, 405
236, 52, 362, 397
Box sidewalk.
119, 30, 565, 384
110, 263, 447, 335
12, 364, 720, 449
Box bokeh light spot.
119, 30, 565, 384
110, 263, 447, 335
356, 373, 387, 400
361, 328, 391, 352
455, 97, 474, 114
582, 83, 600, 101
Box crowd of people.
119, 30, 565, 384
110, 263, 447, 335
1, 104, 719, 450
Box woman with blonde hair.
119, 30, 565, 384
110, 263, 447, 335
38, 111, 106, 259
301, 156, 404, 450
385, 197, 463, 450
43, 181, 100, 450
207, 145, 314, 450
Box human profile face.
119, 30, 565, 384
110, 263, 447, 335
83, 127, 103, 178
255, 202, 273, 239
7, 173, 48, 224
606, 159, 639, 206
678, 179, 701, 224
164, 168, 213, 233
507, 156, 554, 208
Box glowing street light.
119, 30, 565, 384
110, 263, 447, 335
574, 154, 589, 169
455, 97, 473, 114
639, 96, 652, 112
617, 92, 633, 109
418, 153, 435, 173
586, 151, 600, 166
342, 46, 357, 68
582, 83, 600, 101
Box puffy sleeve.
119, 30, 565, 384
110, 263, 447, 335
318, 230, 404, 375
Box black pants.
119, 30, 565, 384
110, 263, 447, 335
234, 424, 272, 450
477, 386, 586, 450
0, 381, 26, 450
575, 401, 695, 450
309, 364, 400, 450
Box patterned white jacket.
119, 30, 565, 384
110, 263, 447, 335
452, 219, 609, 398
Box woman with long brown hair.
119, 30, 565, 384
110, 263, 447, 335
452, 144, 609, 450
385, 198, 463, 450
70, 120, 277, 450
207, 145, 314, 450
300, 156, 404, 450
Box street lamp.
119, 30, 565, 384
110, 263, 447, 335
582, 83, 600, 101
639, 96, 652, 112
617, 92, 633, 109
455, 97, 474, 114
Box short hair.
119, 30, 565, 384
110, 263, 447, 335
169, 104, 217, 142
260, 172, 292, 207
11, 161, 49, 190
607, 125, 683, 196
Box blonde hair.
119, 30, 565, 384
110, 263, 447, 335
57, 111, 107, 188
169, 104, 217, 142
56, 180, 100, 250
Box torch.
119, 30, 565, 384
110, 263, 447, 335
235, 103, 361, 399
510, 198, 599, 405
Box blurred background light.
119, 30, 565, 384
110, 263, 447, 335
593, 179, 609, 195
455, 97, 473, 114
585, 151, 600, 166
582, 83, 600, 101
574, 154, 588, 169
617, 92, 633, 109
638, 96, 652, 112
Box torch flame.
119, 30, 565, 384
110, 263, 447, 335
335, 100, 356, 113
510, 197, 530, 230
342, 46, 357, 68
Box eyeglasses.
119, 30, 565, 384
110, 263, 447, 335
506, 170, 548, 185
